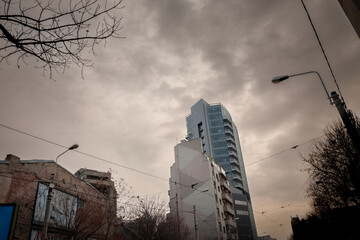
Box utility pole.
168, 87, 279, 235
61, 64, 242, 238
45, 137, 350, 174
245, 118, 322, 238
176, 193, 180, 240
331, 91, 360, 157
42, 183, 54, 239
331, 91, 360, 184
42, 144, 78, 240
193, 205, 198, 240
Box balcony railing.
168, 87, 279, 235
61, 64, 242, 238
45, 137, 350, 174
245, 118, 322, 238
228, 151, 238, 158
225, 219, 237, 228
220, 181, 231, 191
223, 204, 235, 216
230, 158, 239, 166
221, 192, 233, 204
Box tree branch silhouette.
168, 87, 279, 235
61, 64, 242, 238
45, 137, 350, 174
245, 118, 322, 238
0, 0, 124, 78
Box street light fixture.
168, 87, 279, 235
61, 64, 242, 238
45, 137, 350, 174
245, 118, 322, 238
53, 144, 79, 182
42, 144, 79, 240
272, 70, 360, 161
271, 75, 289, 83
272, 71, 333, 105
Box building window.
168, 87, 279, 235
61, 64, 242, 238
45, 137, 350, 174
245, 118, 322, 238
86, 175, 100, 180
234, 200, 248, 206
236, 210, 249, 215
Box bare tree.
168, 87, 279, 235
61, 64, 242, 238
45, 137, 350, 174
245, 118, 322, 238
123, 197, 190, 240
71, 198, 116, 239
132, 197, 167, 240
0, 0, 124, 77
303, 117, 360, 215
155, 214, 191, 240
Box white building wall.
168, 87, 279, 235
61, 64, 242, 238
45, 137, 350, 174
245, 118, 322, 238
169, 139, 229, 240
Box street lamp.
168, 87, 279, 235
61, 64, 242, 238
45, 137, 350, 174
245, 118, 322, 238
271, 71, 333, 105
272, 70, 360, 159
42, 144, 79, 240
193, 188, 209, 240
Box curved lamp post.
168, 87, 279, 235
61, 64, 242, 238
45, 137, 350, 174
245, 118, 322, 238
42, 144, 79, 240
272, 71, 333, 105
272, 70, 360, 166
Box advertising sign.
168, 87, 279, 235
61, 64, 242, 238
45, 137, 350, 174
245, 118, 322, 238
0, 203, 18, 240
33, 183, 78, 229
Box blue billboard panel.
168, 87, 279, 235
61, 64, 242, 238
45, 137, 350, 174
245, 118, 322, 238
0, 203, 18, 240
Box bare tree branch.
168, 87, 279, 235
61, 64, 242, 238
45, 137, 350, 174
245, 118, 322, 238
303, 117, 360, 215
0, 0, 124, 78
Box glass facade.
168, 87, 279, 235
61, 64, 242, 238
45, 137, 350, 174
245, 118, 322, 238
186, 99, 257, 240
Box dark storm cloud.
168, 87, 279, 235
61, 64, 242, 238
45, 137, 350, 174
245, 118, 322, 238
1, 0, 359, 239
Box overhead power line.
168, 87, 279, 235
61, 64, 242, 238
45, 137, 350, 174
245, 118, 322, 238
300, 0, 344, 102
1, 122, 315, 230
245, 135, 325, 167
0, 122, 321, 197
0, 123, 216, 198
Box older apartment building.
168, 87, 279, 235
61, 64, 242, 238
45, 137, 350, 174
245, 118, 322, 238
0, 154, 117, 240
169, 139, 238, 240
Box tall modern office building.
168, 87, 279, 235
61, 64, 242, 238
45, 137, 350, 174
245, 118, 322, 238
186, 99, 257, 240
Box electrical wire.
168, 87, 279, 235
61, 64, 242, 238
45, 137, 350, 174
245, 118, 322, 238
254, 210, 283, 227
0, 122, 217, 198
1, 122, 318, 222
0, 122, 323, 192
300, 0, 345, 102
245, 135, 325, 167
257, 177, 310, 215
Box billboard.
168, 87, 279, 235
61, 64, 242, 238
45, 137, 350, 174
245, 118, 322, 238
0, 203, 19, 240
33, 183, 78, 229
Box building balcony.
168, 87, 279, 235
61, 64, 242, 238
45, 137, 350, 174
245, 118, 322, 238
227, 143, 237, 152
233, 178, 243, 188
223, 204, 235, 216
234, 183, 244, 191
221, 192, 233, 204
226, 136, 236, 144
233, 174, 242, 182
220, 181, 231, 192
225, 129, 234, 135
231, 166, 241, 175
224, 121, 233, 129
224, 125, 233, 134
219, 169, 227, 180
228, 151, 238, 158
230, 158, 239, 166
223, 118, 232, 125
225, 218, 237, 228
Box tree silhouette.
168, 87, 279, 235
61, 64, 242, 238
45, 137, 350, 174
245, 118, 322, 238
303, 117, 360, 215
0, 0, 124, 77
125, 197, 191, 240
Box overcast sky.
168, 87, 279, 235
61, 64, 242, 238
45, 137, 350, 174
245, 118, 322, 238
1, 0, 359, 239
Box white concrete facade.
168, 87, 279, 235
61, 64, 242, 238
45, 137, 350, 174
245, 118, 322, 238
169, 139, 237, 240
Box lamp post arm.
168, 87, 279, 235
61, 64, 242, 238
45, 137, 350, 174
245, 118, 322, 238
288, 71, 333, 105
53, 149, 70, 183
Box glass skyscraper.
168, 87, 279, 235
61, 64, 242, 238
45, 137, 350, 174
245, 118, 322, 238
186, 99, 257, 240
